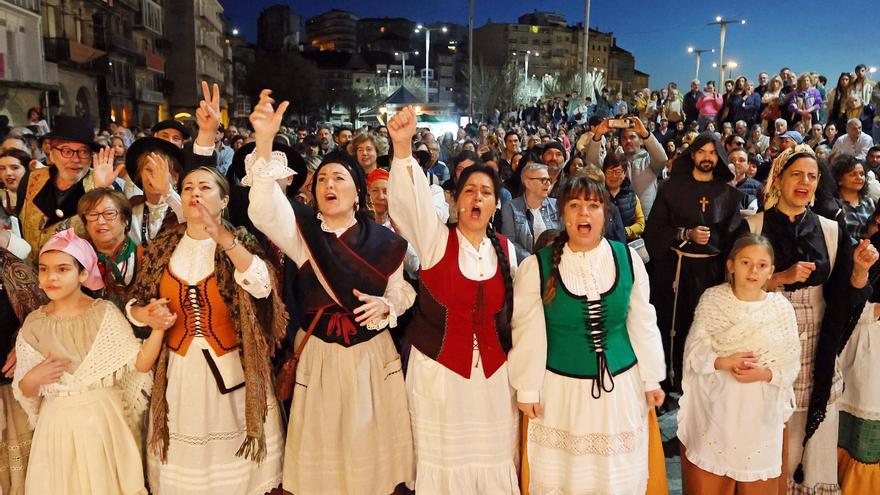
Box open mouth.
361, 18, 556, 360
324, 193, 338, 203
469, 205, 482, 220
577, 222, 592, 234
793, 187, 809, 197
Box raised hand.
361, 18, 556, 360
195, 80, 221, 144
91, 145, 124, 188
853, 239, 879, 273
352, 288, 390, 327
193, 200, 232, 246
627, 116, 649, 138
249, 89, 289, 160
143, 152, 174, 201
387, 105, 418, 159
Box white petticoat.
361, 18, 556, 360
147, 337, 284, 495
528, 367, 648, 495
406, 347, 520, 495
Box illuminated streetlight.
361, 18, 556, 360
232, 28, 239, 36
415, 24, 449, 103
709, 16, 746, 86
687, 46, 715, 81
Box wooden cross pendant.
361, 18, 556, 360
699, 196, 709, 213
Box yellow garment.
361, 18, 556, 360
626, 195, 646, 240
838, 447, 880, 495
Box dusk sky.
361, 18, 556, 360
220, 0, 880, 89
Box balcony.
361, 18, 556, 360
137, 87, 164, 105
108, 33, 139, 56
6, 0, 40, 13
116, 0, 140, 10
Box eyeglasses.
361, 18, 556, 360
85, 209, 120, 222
733, 140, 745, 146
605, 169, 626, 177
54, 147, 92, 159
527, 177, 552, 185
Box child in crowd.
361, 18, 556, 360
678, 234, 801, 493
12, 229, 166, 494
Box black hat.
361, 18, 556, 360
541, 140, 568, 162
227, 141, 308, 194
312, 151, 367, 210
124, 137, 186, 186
42, 115, 100, 151
151, 120, 191, 140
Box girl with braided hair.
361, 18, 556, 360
387, 106, 520, 495
508, 175, 665, 494
745, 144, 879, 494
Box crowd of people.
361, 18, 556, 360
0, 62, 877, 495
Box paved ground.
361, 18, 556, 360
659, 408, 683, 495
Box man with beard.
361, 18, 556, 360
643, 133, 749, 394
586, 116, 667, 217
317, 125, 333, 155
683, 79, 701, 125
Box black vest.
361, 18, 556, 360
611, 181, 638, 227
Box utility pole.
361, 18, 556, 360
468, 0, 474, 123
580, 0, 590, 98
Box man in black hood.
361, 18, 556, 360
643, 132, 749, 395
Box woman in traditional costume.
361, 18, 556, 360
387, 106, 520, 494
509, 175, 666, 494
745, 144, 879, 494
246, 90, 416, 494
127, 166, 287, 494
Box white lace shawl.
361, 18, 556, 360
12, 300, 152, 434
687, 283, 802, 388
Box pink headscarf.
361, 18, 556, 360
40, 228, 105, 291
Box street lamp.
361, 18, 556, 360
708, 16, 745, 85
512, 50, 539, 82
712, 61, 740, 80
231, 28, 239, 36
415, 24, 448, 103
870, 67, 878, 74
687, 47, 714, 81
394, 50, 419, 88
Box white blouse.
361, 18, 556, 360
508, 239, 666, 403
387, 155, 518, 279
246, 153, 415, 329
129, 191, 184, 245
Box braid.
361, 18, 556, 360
543, 230, 569, 304
486, 225, 514, 324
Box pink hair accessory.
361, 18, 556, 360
40, 228, 105, 291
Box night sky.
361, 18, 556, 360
220, 0, 880, 89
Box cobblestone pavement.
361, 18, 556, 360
659, 408, 682, 495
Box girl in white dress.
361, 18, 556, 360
509, 175, 666, 495
13, 229, 164, 494
678, 233, 801, 494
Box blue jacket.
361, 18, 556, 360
501, 196, 560, 262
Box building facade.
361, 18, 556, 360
305, 9, 357, 52
0, 0, 56, 127
165, 0, 229, 122
257, 4, 301, 53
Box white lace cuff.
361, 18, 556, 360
366, 296, 398, 331
242, 151, 296, 186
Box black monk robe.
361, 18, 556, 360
643, 135, 748, 392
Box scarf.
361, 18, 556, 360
95, 237, 138, 310
131, 223, 288, 463
0, 247, 47, 322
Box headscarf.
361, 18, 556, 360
763, 144, 818, 209
311, 151, 367, 211
40, 228, 104, 291
366, 168, 389, 186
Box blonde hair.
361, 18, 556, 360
726, 234, 775, 287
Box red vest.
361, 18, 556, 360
408, 229, 511, 379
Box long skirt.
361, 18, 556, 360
526, 367, 648, 495
283, 330, 414, 495
26, 388, 146, 495
148, 338, 284, 495
406, 347, 519, 495
0, 384, 32, 495
837, 305, 880, 495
